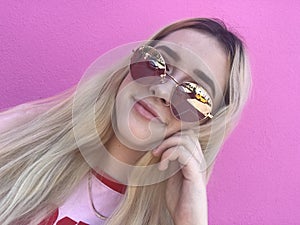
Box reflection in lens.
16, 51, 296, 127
170, 88, 203, 122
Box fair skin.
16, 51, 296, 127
0, 29, 230, 225
108, 28, 230, 224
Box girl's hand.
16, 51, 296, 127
152, 129, 208, 225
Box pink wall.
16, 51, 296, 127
1, 1, 299, 224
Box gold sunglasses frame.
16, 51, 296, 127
132, 45, 214, 121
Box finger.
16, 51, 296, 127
158, 146, 196, 171
154, 137, 203, 169
152, 133, 195, 156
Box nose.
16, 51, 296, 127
149, 76, 177, 106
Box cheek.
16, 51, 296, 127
118, 73, 132, 91
114, 76, 168, 149
164, 118, 189, 138
213, 72, 230, 109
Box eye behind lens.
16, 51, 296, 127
149, 60, 159, 69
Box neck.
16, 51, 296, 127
105, 134, 146, 166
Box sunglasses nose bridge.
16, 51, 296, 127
162, 73, 179, 86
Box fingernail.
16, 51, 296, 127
152, 148, 160, 156
158, 161, 168, 171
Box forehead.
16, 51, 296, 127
158, 28, 230, 105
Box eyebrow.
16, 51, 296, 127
155, 45, 180, 61
156, 45, 216, 97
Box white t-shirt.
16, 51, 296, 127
40, 172, 125, 225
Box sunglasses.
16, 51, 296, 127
130, 45, 214, 123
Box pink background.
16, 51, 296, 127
1, 1, 299, 224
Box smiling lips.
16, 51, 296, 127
133, 99, 163, 123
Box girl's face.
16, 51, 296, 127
113, 28, 229, 151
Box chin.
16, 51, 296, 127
113, 108, 168, 152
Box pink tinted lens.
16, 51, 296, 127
130, 60, 164, 81
170, 86, 206, 122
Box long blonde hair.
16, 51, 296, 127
0, 18, 251, 225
